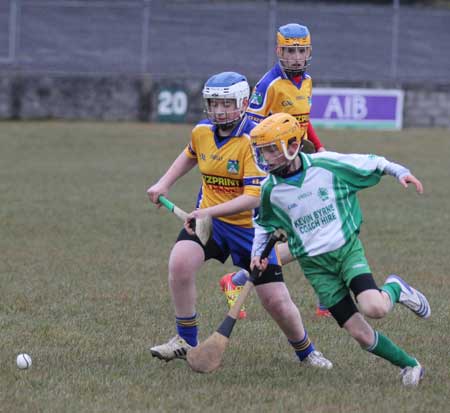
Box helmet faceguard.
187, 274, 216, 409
203, 72, 250, 129
277, 23, 312, 77
251, 113, 306, 175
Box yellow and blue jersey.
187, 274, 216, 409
247, 63, 313, 130
184, 115, 266, 228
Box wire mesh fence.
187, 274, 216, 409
0, 0, 449, 83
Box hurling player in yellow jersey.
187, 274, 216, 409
247, 23, 325, 153
233, 24, 331, 318
147, 72, 331, 369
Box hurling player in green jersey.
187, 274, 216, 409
250, 113, 430, 387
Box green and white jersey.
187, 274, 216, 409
253, 151, 410, 258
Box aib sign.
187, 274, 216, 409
310, 88, 404, 130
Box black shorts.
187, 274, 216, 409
176, 227, 284, 285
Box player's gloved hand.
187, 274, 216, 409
399, 174, 423, 194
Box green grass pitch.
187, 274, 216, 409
1, 122, 449, 412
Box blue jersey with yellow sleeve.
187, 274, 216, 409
184, 115, 266, 228
247, 63, 313, 130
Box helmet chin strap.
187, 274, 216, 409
217, 118, 240, 132
212, 108, 245, 132
271, 161, 294, 177
281, 140, 300, 161
285, 68, 305, 78
272, 155, 302, 177
279, 60, 305, 78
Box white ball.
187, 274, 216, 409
16, 353, 32, 369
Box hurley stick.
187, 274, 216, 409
158, 195, 212, 246
186, 229, 287, 373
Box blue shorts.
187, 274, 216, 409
176, 218, 280, 277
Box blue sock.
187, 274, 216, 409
231, 269, 249, 286
176, 314, 198, 346
289, 330, 315, 361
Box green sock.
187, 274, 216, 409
366, 331, 417, 368
380, 282, 401, 305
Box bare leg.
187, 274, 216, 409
168, 240, 205, 317
357, 289, 391, 319
342, 312, 375, 347
276, 242, 295, 265
255, 282, 305, 341
149, 240, 205, 360
342, 312, 421, 385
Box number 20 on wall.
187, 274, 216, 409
157, 89, 188, 122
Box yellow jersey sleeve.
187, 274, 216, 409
184, 128, 198, 159
242, 140, 264, 198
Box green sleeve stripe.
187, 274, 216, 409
333, 175, 353, 239
312, 158, 383, 190
333, 175, 362, 239
341, 181, 360, 233
300, 152, 312, 168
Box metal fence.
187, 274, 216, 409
0, 0, 449, 83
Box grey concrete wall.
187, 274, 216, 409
0, 74, 449, 128
403, 84, 450, 128
0, 77, 11, 118
1, 75, 149, 121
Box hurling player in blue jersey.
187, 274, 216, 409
147, 71, 331, 370
225, 23, 331, 318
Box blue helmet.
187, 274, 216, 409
277, 23, 312, 75
203, 72, 250, 128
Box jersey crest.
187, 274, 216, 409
227, 159, 240, 174
250, 91, 263, 106
317, 187, 329, 201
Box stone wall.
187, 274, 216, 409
0, 75, 149, 121
0, 74, 449, 128
403, 84, 450, 128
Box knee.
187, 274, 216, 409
168, 259, 194, 284
357, 291, 389, 319
260, 294, 294, 318
167, 241, 204, 284
359, 301, 389, 319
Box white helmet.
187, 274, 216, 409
203, 72, 250, 128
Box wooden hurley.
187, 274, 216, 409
158, 195, 212, 246
186, 229, 287, 373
